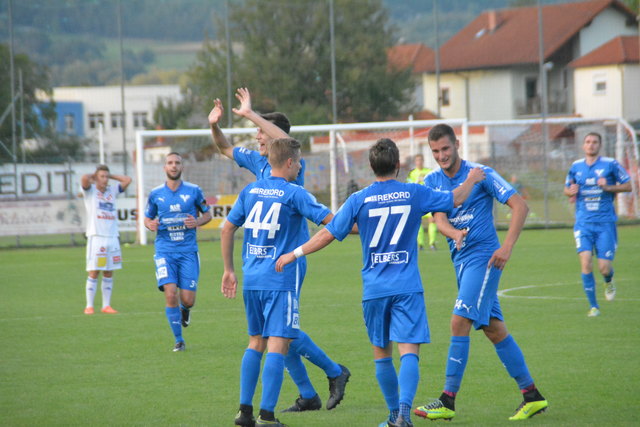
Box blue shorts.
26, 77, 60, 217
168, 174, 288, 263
154, 252, 200, 291
243, 290, 300, 339
362, 292, 429, 348
454, 255, 504, 330
573, 222, 617, 260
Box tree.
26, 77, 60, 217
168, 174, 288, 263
188, 0, 415, 125
0, 44, 54, 163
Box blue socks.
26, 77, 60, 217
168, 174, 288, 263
290, 330, 342, 378
375, 357, 399, 415
240, 349, 263, 406
604, 268, 614, 283
165, 306, 182, 343
285, 350, 317, 399
260, 352, 285, 412
444, 336, 470, 393
495, 335, 533, 390
581, 273, 598, 308
399, 353, 419, 421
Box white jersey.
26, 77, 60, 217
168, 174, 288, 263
82, 183, 122, 237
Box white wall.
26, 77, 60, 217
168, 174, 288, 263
53, 85, 182, 157
579, 8, 638, 56
573, 65, 623, 118
622, 64, 640, 121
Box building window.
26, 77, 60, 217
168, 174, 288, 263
111, 112, 125, 129
133, 112, 148, 128
593, 74, 606, 95
441, 87, 450, 107
525, 77, 537, 100
88, 113, 104, 130
64, 114, 75, 134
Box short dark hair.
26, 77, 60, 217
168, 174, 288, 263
584, 132, 602, 144
96, 164, 110, 173
167, 151, 182, 158
369, 138, 399, 177
428, 123, 457, 144
268, 137, 301, 168
261, 112, 291, 134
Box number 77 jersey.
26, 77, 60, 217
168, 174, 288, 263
326, 180, 453, 301
226, 176, 331, 292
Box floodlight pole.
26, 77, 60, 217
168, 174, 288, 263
8, 0, 18, 199
117, 0, 128, 178
329, 0, 339, 211
433, 0, 441, 117
225, 0, 233, 128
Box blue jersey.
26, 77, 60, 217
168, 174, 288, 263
325, 180, 453, 301
565, 156, 630, 223
227, 176, 330, 292
233, 147, 306, 186
425, 161, 515, 263
145, 181, 210, 253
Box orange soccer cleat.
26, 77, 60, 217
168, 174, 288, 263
101, 306, 118, 314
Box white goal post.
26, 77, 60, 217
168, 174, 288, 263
134, 117, 638, 245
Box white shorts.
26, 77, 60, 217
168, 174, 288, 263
86, 235, 122, 271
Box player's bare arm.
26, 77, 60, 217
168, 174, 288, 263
109, 174, 132, 191
275, 227, 336, 272
80, 173, 93, 190
232, 87, 288, 140
220, 221, 239, 298
489, 193, 528, 270
451, 167, 485, 207
433, 212, 467, 250
144, 217, 159, 232
208, 98, 234, 159
597, 178, 632, 193
184, 210, 213, 229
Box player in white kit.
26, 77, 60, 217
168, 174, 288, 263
81, 165, 132, 315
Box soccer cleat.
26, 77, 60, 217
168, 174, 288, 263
101, 306, 118, 314
281, 394, 321, 412
588, 307, 600, 317
389, 415, 413, 427
234, 405, 255, 427
84, 307, 94, 315
255, 415, 287, 426
180, 306, 191, 327
508, 399, 548, 420
414, 399, 455, 420
326, 364, 351, 410
172, 341, 186, 352
604, 281, 616, 301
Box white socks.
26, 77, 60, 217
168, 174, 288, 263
85, 277, 98, 308
101, 277, 113, 308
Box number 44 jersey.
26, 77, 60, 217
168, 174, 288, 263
326, 180, 453, 301
226, 176, 331, 292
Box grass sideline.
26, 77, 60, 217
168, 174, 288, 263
1, 225, 639, 426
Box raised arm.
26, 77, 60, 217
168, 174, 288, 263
110, 173, 132, 191
232, 88, 288, 140
208, 98, 234, 159
488, 193, 529, 270
80, 173, 93, 190
451, 167, 485, 207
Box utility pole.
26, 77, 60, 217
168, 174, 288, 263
225, 0, 233, 128
118, 0, 127, 175
537, 0, 550, 227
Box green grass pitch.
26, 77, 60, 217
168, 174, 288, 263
1, 225, 639, 426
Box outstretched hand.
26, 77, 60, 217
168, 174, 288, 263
208, 98, 224, 125
232, 87, 253, 117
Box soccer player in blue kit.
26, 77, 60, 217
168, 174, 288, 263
276, 138, 485, 427
210, 88, 350, 414
414, 123, 548, 421
221, 137, 334, 427
144, 152, 212, 352
564, 132, 631, 317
